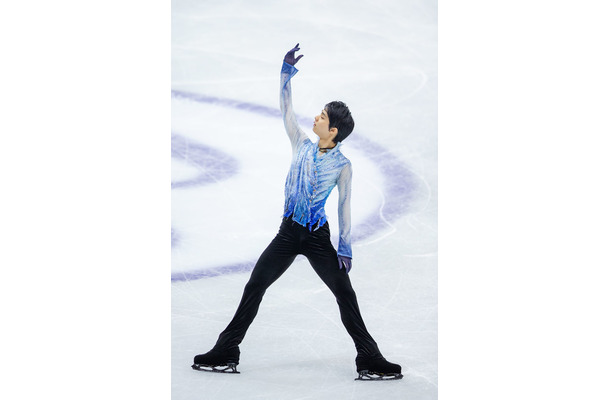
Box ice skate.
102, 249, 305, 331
191, 347, 240, 374
355, 355, 403, 381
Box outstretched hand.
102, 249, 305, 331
284, 43, 304, 66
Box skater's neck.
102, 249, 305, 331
317, 138, 336, 151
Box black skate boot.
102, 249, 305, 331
192, 346, 240, 374
355, 355, 403, 381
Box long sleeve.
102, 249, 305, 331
280, 62, 308, 152
337, 162, 353, 258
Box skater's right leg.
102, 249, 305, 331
194, 218, 299, 367
192, 347, 241, 373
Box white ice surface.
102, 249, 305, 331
172, 0, 437, 398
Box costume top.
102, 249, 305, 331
280, 62, 352, 259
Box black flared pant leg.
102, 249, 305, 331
214, 219, 381, 358
301, 222, 381, 358
214, 220, 298, 351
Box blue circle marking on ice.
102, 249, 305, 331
170, 134, 240, 248
171, 133, 239, 189
171, 90, 417, 281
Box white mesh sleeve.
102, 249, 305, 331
337, 162, 352, 258
280, 62, 308, 152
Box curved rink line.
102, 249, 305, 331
171, 133, 240, 190
171, 89, 417, 282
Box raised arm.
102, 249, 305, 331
280, 43, 307, 152
337, 162, 353, 272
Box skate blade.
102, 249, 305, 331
191, 363, 240, 374
355, 370, 403, 381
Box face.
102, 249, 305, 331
312, 109, 337, 141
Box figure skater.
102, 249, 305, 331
192, 44, 402, 381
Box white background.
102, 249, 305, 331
2, 0, 610, 399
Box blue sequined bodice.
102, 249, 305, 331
280, 62, 353, 258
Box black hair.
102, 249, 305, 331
325, 101, 354, 143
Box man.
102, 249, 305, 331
192, 44, 402, 381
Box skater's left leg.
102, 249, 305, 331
302, 223, 381, 358
302, 222, 402, 379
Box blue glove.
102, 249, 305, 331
338, 255, 352, 274
284, 43, 304, 66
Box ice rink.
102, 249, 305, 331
171, 0, 437, 399
5, 1, 610, 400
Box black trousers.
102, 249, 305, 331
213, 217, 381, 358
